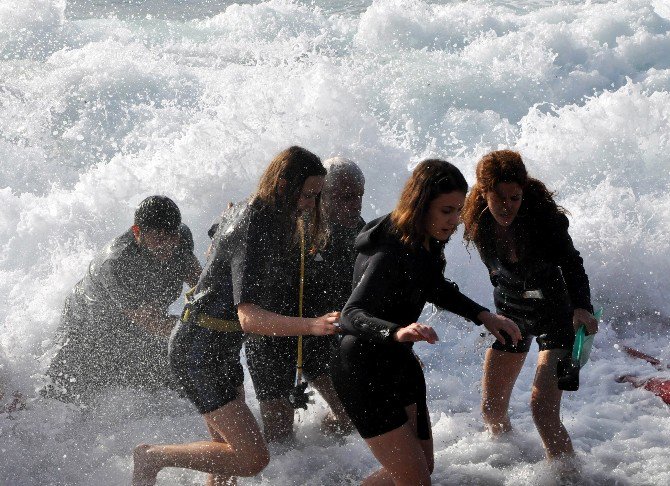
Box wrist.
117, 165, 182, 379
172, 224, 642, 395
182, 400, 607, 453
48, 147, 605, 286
304, 317, 316, 335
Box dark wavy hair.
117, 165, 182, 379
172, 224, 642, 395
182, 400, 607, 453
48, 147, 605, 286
253, 146, 327, 249
462, 150, 565, 259
390, 159, 468, 250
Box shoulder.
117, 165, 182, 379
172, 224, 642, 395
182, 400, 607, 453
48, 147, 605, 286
361, 245, 408, 276
535, 209, 569, 236
88, 230, 137, 279
106, 230, 138, 262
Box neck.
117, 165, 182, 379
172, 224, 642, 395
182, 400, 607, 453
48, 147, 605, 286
423, 235, 431, 251
494, 222, 513, 235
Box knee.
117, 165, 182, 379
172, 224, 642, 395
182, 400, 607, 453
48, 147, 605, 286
240, 447, 270, 476
426, 456, 435, 475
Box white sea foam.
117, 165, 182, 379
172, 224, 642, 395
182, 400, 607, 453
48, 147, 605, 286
1, 0, 668, 484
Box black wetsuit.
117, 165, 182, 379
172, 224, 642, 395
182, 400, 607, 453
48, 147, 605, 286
330, 215, 488, 439
479, 211, 593, 353
46, 225, 198, 403
302, 219, 366, 379
170, 202, 300, 413
245, 218, 365, 400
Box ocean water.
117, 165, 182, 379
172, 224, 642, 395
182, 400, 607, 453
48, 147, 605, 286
1, 0, 668, 484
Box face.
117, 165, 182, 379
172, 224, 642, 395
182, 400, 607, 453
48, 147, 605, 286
484, 182, 523, 227
134, 227, 180, 261
323, 175, 364, 228
423, 191, 466, 242
296, 175, 325, 213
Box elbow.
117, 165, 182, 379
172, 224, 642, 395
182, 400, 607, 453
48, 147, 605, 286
339, 305, 358, 333
236, 304, 257, 333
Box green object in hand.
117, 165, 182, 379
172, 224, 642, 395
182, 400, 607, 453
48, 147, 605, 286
572, 308, 603, 368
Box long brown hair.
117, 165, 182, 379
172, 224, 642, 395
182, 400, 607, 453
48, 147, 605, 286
462, 150, 565, 259
390, 159, 468, 249
253, 146, 327, 249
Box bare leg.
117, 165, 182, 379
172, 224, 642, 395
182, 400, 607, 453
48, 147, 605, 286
204, 424, 235, 486
259, 398, 295, 443
481, 348, 527, 435
309, 374, 354, 436
362, 404, 433, 486
205, 387, 245, 486
131, 388, 269, 486
532, 349, 574, 459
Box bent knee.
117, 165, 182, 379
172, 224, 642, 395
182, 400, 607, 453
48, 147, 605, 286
426, 457, 435, 475
243, 448, 270, 476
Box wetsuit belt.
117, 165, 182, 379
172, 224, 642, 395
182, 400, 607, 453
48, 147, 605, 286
182, 308, 242, 333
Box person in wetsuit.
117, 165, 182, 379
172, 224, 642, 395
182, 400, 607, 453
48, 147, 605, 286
461, 150, 598, 460
247, 156, 365, 440
44, 196, 201, 404
132, 146, 339, 486
330, 159, 521, 485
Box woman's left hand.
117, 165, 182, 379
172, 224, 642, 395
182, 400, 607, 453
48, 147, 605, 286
573, 308, 598, 335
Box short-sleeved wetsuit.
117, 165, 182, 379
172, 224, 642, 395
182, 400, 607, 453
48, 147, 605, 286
330, 215, 488, 440
244, 219, 364, 401
478, 211, 593, 353
46, 224, 198, 403
170, 202, 300, 414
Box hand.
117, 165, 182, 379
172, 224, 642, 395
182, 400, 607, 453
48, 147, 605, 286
393, 323, 439, 344
573, 308, 598, 335
478, 311, 521, 346
124, 305, 173, 336
308, 312, 341, 336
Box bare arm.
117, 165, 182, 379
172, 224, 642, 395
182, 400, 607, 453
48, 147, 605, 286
237, 303, 339, 336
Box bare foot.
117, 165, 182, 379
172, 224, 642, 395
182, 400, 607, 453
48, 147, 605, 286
548, 453, 581, 485
132, 444, 161, 486
320, 411, 354, 438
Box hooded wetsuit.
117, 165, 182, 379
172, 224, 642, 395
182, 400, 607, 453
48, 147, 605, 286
46, 224, 198, 403
478, 211, 593, 353
330, 215, 488, 439
170, 202, 300, 414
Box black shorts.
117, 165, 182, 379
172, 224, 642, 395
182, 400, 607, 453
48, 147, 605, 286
330, 335, 431, 440
491, 310, 575, 354
169, 320, 245, 414
245, 335, 335, 402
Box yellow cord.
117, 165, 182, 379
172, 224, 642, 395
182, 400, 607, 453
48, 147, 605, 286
296, 220, 305, 385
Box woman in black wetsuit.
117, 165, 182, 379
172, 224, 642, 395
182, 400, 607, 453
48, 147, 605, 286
462, 150, 598, 460
330, 159, 520, 486
132, 146, 340, 486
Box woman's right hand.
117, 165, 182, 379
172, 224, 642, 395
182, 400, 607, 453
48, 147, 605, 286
308, 312, 341, 335
393, 323, 439, 344
478, 311, 522, 346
